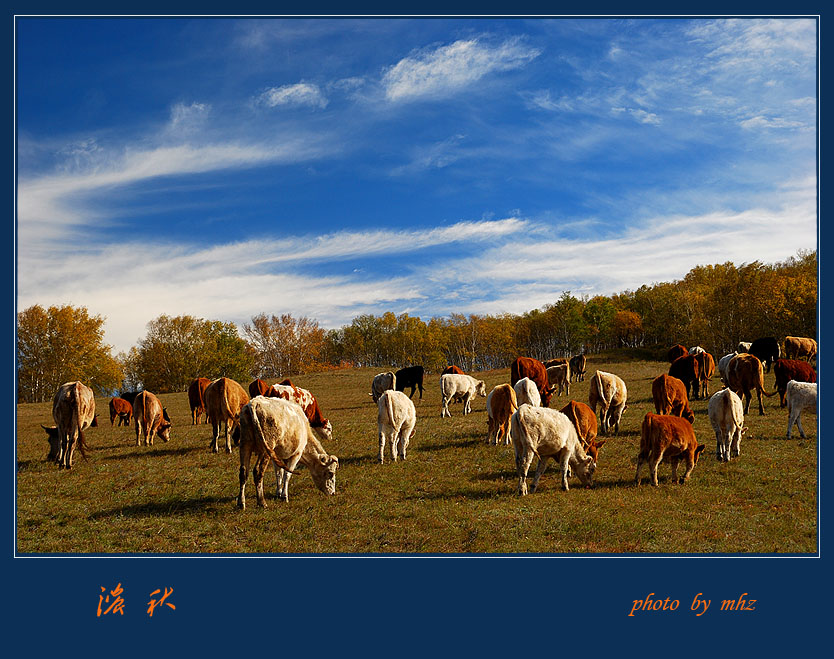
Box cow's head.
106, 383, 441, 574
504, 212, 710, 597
41, 425, 60, 462
585, 438, 606, 465
156, 421, 172, 443
476, 380, 487, 397
312, 420, 333, 443
311, 454, 339, 495
572, 454, 595, 488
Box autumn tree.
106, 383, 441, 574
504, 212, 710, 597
244, 313, 326, 378
131, 315, 253, 392
612, 310, 643, 347
17, 304, 123, 403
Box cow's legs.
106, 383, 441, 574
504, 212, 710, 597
670, 457, 680, 484
680, 455, 696, 484
634, 454, 644, 485
756, 389, 765, 416
210, 422, 220, 453
225, 421, 233, 453
378, 429, 388, 464
531, 456, 550, 493
795, 411, 806, 439
559, 451, 571, 491
649, 449, 664, 487
517, 449, 535, 496
731, 429, 742, 458
389, 425, 400, 462
253, 455, 269, 507
463, 394, 472, 415
237, 442, 253, 509
276, 455, 302, 502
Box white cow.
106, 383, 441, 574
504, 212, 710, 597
377, 390, 416, 463
737, 342, 752, 354
689, 346, 705, 355
717, 352, 738, 384
513, 377, 541, 407
440, 373, 486, 417
510, 405, 595, 495
546, 364, 571, 397
786, 381, 817, 439
237, 396, 339, 508
588, 370, 628, 435
708, 388, 747, 462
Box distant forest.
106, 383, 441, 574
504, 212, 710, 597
17, 251, 817, 402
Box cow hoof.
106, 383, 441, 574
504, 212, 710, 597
211, 447, 218, 454
226, 448, 232, 454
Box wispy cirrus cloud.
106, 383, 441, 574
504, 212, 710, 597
381, 37, 540, 102
256, 82, 329, 109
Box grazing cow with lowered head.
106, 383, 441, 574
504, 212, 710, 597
559, 400, 605, 464
635, 413, 705, 487
546, 364, 571, 397
726, 353, 776, 416
588, 370, 628, 435
669, 354, 700, 400
511, 357, 555, 407
45, 381, 97, 469
773, 359, 817, 407
266, 382, 333, 442
370, 371, 396, 403
248, 378, 270, 399
132, 390, 172, 446
109, 397, 133, 426
749, 337, 780, 373
511, 405, 595, 495
237, 396, 338, 508
513, 377, 541, 407
667, 344, 688, 363
737, 342, 752, 354
708, 388, 746, 462
694, 351, 716, 399
395, 365, 425, 400
569, 354, 587, 382
718, 352, 738, 385
188, 377, 211, 424
205, 377, 250, 453
786, 381, 817, 439
486, 384, 518, 446
651, 374, 694, 424
377, 390, 417, 463
784, 336, 817, 362
440, 373, 486, 417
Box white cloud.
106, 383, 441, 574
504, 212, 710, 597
381, 38, 540, 102
256, 82, 328, 109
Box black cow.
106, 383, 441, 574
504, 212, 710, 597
120, 391, 141, 405
395, 365, 425, 400
749, 337, 781, 373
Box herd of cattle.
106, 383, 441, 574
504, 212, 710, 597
37, 335, 817, 503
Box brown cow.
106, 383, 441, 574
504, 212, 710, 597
109, 397, 133, 426
651, 374, 695, 424
132, 390, 172, 446
773, 359, 817, 407
569, 354, 587, 382
784, 336, 817, 362
188, 377, 211, 424
694, 351, 716, 399
635, 413, 705, 487
510, 356, 556, 407
667, 344, 688, 363
46, 381, 97, 469
486, 384, 518, 445
265, 383, 333, 442
442, 365, 465, 375
559, 400, 605, 464
248, 378, 270, 399
669, 354, 700, 400
726, 353, 776, 416
205, 377, 250, 453
544, 357, 568, 368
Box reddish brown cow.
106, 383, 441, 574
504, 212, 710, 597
635, 413, 705, 487
773, 359, 817, 407
559, 400, 605, 463
669, 354, 700, 400
132, 390, 172, 447
511, 357, 556, 407
651, 374, 695, 424
205, 377, 250, 453
248, 378, 270, 399
188, 377, 211, 425
694, 351, 716, 399
442, 365, 465, 375
109, 397, 133, 426
667, 344, 688, 363
726, 353, 776, 416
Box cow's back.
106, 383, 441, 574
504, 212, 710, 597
53, 381, 96, 431
206, 377, 249, 422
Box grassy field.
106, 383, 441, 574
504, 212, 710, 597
16, 355, 818, 554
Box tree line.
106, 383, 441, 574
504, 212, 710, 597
17, 251, 817, 402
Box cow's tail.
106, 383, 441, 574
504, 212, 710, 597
249, 403, 297, 474
757, 368, 777, 397
385, 391, 396, 429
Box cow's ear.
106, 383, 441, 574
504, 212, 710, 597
319, 454, 328, 466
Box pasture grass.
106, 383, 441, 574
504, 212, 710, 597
16, 356, 817, 554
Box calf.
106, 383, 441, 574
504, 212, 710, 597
708, 388, 746, 462
395, 365, 425, 400
773, 359, 817, 407
511, 405, 595, 495
786, 381, 817, 439
237, 396, 338, 508
48, 381, 97, 469
651, 374, 694, 424
569, 354, 587, 382
109, 397, 133, 426
588, 370, 628, 435
486, 384, 518, 446
132, 390, 172, 447
370, 371, 396, 403
635, 413, 705, 487
440, 373, 486, 417
546, 364, 571, 397
188, 377, 211, 424
513, 377, 541, 407
377, 390, 417, 463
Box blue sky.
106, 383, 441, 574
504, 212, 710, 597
16, 17, 817, 354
